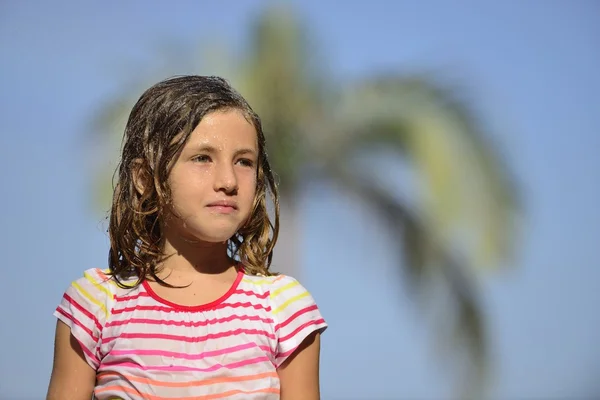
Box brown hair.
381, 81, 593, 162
107, 76, 279, 286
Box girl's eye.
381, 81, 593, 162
193, 155, 211, 163
237, 158, 255, 168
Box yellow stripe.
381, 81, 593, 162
72, 281, 108, 319
272, 291, 309, 315
242, 276, 278, 285
84, 271, 112, 300
242, 278, 273, 285
270, 280, 299, 298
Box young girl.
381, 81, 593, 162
46, 76, 327, 400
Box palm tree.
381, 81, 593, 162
91, 5, 519, 399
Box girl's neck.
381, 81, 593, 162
159, 233, 234, 277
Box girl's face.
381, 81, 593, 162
164, 109, 258, 244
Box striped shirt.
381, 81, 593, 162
54, 267, 327, 399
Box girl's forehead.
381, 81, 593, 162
186, 110, 258, 148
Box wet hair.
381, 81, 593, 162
107, 76, 280, 286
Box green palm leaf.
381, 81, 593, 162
336, 75, 520, 272
325, 74, 520, 397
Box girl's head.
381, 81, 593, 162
108, 76, 279, 281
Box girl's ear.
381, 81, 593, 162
132, 159, 150, 195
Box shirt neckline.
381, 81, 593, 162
141, 267, 244, 312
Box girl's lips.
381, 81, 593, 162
206, 200, 238, 209
206, 201, 238, 214
207, 205, 236, 213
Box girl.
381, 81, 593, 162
46, 76, 327, 400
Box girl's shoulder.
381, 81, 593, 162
240, 273, 320, 313
241, 273, 327, 367
240, 272, 293, 284
65, 267, 141, 304
240, 273, 301, 293
54, 268, 139, 370
75, 266, 139, 286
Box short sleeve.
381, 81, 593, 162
53, 268, 114, 370
269, 275, 327, 367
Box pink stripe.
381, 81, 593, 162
108, 342, 272, 360
276, 321, 325, 362
277, 347, 297, 359
279, 319, 325, 343
103, 328, 276, 344
216, 301, 271, 312
111, 301, 271, 315
234, 289, 269, 299
63, 293, 102, 332
78, 339, 100, 366
55, 309, 100, 366
215, 302, 271, 312
95, 268, 109, 279
100, 356, 270, 373
105, 313, 274, 328
114, 292, 150, 302
274, 305, 318, 332
55, 307, 98, 343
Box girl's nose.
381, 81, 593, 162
213, 163, 238, 194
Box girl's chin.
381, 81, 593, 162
165, 219, 238, 243
179, 229, 238, 246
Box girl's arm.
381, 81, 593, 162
277, 331, 322, 400
46, 320, 96, 400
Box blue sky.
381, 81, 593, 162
1, 1, 598, 398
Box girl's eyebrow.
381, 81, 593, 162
194, 144, 218, 154
233, 148, 257, 157
193, 144, 257, 157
